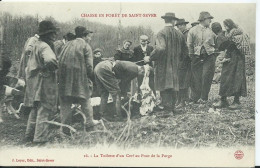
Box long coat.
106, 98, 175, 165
58, 38, 93, 100
24, 40, 58, 111
150, 26, 188, 91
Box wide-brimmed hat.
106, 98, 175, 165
75, 26, 93, 37
198, 11, 214, 21
38, 20, 58, 36
191, 21, 199, 27
161, 12, 179, 20
175, 19, 189, 26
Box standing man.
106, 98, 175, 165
175, 19, 191, 108
24, 20, 58, 144
133, 35, 154, 94
187, 11, 216, 104
144, 12, 188, 112
59, 26, 97, 135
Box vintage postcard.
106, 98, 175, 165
0, 0, 257, 167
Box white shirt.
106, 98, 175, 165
141, 45, 147, 52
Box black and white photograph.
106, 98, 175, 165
0, 1, 257, 167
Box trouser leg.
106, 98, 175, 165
99, 91, 109, 119
111, 93, 122, 118
177, 89, 187, 105
149, 72, 155, 94
79, 98, 94, 126
201, 55, 216, 100
59, 96, 72, 135
171, 90, 177, 109
161, 89, 176, 109
234, 93, 240, 104
25, 106, 37, 140
33, 104, 51, 143
191, 56, 203, 102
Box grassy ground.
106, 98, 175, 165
0, 80, 255, 149
0, 54, 255, 149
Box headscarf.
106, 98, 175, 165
224, 19, 251, 55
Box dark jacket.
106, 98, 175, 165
114, 48, 134, 61
133, 45, 154, 66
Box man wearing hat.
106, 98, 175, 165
24, 20, 58, 144
175, 18, 191, 109
133, 35, 154, 98
144, 12, 188, 112
176, 19, 189, 37
58, 26, 98, 135
187, 11, 216, 104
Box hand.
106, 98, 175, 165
143, 56, 150, 63
224, 58, 231, 62
220, 58, 231, 63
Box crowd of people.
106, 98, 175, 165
0, 11, 251, 145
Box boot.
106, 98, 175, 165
229, 96, 241, 109
213, 97, 229, 108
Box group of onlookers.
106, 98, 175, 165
0, 10, 251, 145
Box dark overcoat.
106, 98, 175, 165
150, 26, 188, 91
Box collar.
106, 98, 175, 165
165, 23, 173, 27
141, 45, 147, 49
199, 24, 209, 29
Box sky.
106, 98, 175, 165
0, 2, 256, 42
